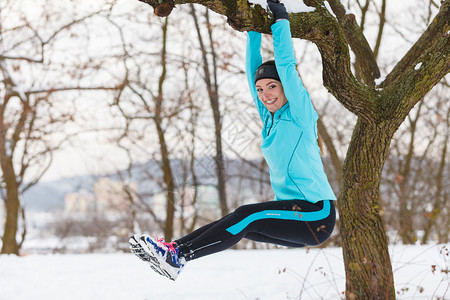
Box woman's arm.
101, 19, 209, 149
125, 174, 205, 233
246, 31, 268, 121
272, 20, 318, 128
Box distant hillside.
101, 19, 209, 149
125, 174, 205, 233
22, 157, 272, 211
23, 175, 98, 211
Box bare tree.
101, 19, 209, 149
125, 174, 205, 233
176, 59, 203, 235
382, 79, 449, 244
138, 0, 449, 297
0, 0, 120, 254
109, 8, 218, 240
421, 103, 449, 243
114, 16, 182, 240
189, 5, 229, 216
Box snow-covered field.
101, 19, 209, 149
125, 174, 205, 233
1, 244, 448, 300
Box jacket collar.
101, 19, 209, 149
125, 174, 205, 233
272, 102, 289, 119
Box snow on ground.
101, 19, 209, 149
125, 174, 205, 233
0, 244, 448, 300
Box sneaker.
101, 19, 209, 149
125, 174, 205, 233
129, 234, 155, 262
129, 235, 168, 278
138, 234, 186, 281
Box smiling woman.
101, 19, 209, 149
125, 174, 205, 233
129, 0, 337, 282
254, 65, 288, 113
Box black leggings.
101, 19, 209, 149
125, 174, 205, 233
175, 200, 335, 261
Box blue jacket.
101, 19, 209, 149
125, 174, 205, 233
246, 20, 336, 203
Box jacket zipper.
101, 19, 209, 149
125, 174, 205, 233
267, 114, 275, 136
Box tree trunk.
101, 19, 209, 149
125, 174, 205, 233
190, 6, 228, 216
155, 17, 176, 241
338, 119, 395, 299
398, 193, 415, 243
422, 122, 448, 243
157, 120, 176, 241
1, 159, 20, 254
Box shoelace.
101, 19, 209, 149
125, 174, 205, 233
155, 235, 178, 254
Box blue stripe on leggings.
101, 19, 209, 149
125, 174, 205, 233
225, 200, 331, 235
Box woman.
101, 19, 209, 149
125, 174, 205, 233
129, 0, 336, 281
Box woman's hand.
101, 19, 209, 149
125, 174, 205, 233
267, 0, 289, 22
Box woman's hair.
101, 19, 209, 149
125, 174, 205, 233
317, 132, 325, 156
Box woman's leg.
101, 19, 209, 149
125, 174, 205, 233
175, 200, 335, 261
244, 231, 305, 247
176, 213, 232, 244
243, 200, 335, 246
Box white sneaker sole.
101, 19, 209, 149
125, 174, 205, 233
138, 236, 181, 281
129, 235, 156, 262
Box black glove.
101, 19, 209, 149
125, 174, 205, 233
267, 0, 289, 22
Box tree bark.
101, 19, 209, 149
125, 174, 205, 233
0, 94, 29, 255
338, 118, 395, 299
0, 158, 20, 254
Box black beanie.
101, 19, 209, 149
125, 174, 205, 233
255, 60, 280, 83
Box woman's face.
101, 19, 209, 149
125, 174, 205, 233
255, 78, 288, 113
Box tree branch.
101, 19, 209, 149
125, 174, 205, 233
382, 0, 449, 88
381, 9, 449, 123
317, 118, 342, 180
372, 0, 386, 60
0, 55, 43, 63
139, 0, 378, 122
327, 0, 380, 85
